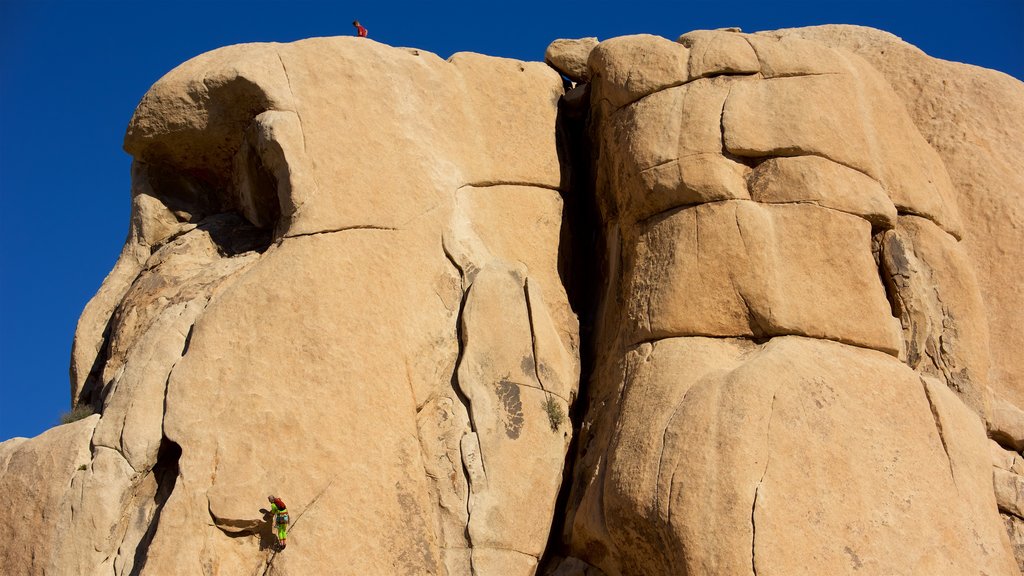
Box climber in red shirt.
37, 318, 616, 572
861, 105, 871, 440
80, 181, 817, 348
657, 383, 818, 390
353, 20, 368, 38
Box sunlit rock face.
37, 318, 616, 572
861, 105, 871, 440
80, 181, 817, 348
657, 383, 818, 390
564, 28, 1020, 576
1, 25, 1023, 576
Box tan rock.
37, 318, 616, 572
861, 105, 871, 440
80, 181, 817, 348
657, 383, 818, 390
0, 416, 97, 576
1006, 515, 1024, 574
623, 201, 901, 353
457, 265, 571, 565
990, 440, 1024, 473
124, 43, 292, 192
722, 53, 963, 238
545, 37, 599, 83
996, 469, 1024, 519
27, 37, 576, 576
140, 230, 455, 575
601, 78, 749, 223
588, 34, 689, 109
919, 375, 1018, 573
571, 336, 1017, 575
12, 25, 1024, 576
745, 33, 849, 77
128, 39, 564, 241
777, 23, 1024, 416
677, 29, 759, 79
990, 392, 1024, 452
747, 155, 896, 227
878, 216, 993, 416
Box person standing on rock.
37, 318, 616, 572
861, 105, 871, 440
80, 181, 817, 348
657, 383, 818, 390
268, 496, 289, 549
353, 20, 368, 38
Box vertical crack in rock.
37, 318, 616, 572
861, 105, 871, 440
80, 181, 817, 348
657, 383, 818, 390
921, 378, 958, 492
537, 79, 603, 573
751, 389, 778, 576
522, 278, 550, 397
128, 439, 181, 576
655, 352, 690, 512
274, 51, 308, 157
439, 233, 481, 573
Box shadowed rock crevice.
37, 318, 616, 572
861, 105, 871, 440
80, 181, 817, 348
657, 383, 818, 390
537, 72, 604, 575
128, 438, 180, 576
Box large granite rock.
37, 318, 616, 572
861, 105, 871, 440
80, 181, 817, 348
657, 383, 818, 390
2, 26, 1022, 576
772, 23, 1024, 439
566, 28, 1020, 576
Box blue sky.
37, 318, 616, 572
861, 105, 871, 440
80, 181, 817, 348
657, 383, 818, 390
1, 0, 1021, 441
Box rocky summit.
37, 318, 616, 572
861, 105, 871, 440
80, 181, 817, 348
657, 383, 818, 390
2, 24, 1023, 576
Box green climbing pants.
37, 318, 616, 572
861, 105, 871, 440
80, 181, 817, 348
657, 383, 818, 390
276, 522, 288, 541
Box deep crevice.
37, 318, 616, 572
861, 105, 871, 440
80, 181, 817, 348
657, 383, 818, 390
128, 438, 181, 576
539, 78, 603, 573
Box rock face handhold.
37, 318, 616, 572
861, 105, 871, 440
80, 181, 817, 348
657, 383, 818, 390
3, 25, 1024, 576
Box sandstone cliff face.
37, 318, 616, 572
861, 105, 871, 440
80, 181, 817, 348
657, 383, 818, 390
1, 26, 1022, 576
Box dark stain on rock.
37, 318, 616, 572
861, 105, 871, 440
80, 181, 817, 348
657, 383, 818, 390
496, 379, 525, 439
521, 355, 536, 379
843, 546, 863, 569
394, 482, 439, 575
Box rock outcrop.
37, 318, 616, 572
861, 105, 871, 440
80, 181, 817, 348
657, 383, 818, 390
2, 26, 1022, 576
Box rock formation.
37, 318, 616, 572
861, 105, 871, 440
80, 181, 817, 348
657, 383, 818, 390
1, 25, 1022, 576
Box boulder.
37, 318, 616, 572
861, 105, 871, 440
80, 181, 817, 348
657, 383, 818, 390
746, 155, 896, 228
622, 201, 901, 353
0, 416, 97, 575
677, 29, 759, 79
588, 35, 689, 109
570, 337, 1017, 575
545, 37, 599, 82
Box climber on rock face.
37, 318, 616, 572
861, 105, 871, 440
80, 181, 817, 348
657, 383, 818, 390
352, 20, 368, 38
268, 496, 289, 549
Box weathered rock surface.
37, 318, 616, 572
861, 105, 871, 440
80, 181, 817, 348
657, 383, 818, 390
3, 25, 1023, 576
567, 27, 1021, 576
773, 23, 1024, 432
545, 37, 599, 83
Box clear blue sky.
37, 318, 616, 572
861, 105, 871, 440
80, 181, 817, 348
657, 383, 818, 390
1, 0, 1021, 441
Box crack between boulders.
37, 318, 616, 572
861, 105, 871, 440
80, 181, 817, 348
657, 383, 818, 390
761, 71, 844, 79
627, 330, 894, 357
281, 224, 398, 240
472, 545, 541, 559
896, 211, 960, 242
754, 199, 891, 226
637, 151, 722, 175
604, 72, 757, 113
751, 389, 778, 576
457, 180, 564, 193
921, 378, 958, 493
